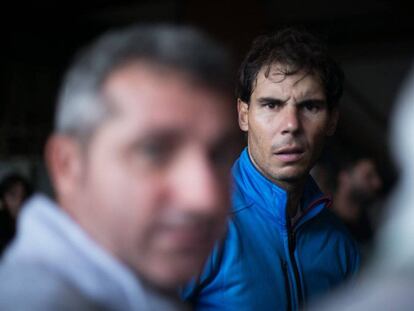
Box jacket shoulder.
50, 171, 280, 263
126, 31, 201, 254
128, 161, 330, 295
0, 262, 108, 311
311, 208, 361, 272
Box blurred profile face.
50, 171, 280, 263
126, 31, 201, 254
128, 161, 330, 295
52, 63, 237, 290
238, 64, 338, 189
3, 182, 26, 218
348, 159, 382, 202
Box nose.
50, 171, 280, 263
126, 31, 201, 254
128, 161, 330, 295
167, 148, 229, 215
280, 106, 300, 135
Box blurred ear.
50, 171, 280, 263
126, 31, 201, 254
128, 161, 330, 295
237, 99, 249, 132
45, 135, 84, 198
326, 108, 339, 136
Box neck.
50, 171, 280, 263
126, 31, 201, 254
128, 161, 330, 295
272, 178, 305, 219
284, 183, 305, 219
246, 148, 306, 218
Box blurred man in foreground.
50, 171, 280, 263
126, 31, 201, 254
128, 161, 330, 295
0, 24, 238, 310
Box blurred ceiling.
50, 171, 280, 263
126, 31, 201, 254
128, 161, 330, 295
1, 0, 413, 189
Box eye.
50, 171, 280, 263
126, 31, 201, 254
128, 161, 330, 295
262, 101, 281, 110
141, 142, 169, 163
302, 100, 324, 113
130, 138, 175, 168
305, 102, 318, 112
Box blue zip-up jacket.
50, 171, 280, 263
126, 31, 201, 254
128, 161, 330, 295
182, 148, 360, 310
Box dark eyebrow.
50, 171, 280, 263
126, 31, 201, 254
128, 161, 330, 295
130, 128, 185, 149
130, 126, 241, 152
256, 97, 286, 105
298, 99, 327, 106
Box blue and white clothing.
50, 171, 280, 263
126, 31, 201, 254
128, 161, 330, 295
182, 148, 360, 310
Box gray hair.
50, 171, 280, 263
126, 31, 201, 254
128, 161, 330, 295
55, 24, 234, 143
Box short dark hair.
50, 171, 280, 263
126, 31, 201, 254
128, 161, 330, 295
56, 24, 234, 143
236, 27, 344, 110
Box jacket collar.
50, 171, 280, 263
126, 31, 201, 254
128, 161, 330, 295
232, 147, 330, 228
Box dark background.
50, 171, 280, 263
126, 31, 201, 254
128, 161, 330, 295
1, 0, 413, 195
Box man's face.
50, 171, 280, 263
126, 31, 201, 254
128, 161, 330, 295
56, 64, 237, 289
238, 64, 338, 189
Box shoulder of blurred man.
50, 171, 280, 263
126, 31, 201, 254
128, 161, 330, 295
0, 194, 188, 311
0, 262, 108, 311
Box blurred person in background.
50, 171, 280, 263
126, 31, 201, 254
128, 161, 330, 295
312, 154, 383, 261
0, 172, 32, 218
332, 156, 383, 260
182, 27, 359, 311
307, 64, 414, 311
0, 172, 32, 255
0, 24, 239, 310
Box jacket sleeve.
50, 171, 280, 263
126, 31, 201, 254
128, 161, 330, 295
349, 239, 361, 276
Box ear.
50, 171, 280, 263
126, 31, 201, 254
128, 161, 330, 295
326, 108, 339, 136
45, 135, 84, 198
237, 99, 249, 132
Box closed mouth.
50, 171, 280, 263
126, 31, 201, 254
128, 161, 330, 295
274, 147, 305, 162
274, 146, 304, 155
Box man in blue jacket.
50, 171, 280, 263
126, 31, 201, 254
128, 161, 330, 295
182, 28, 360, 311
